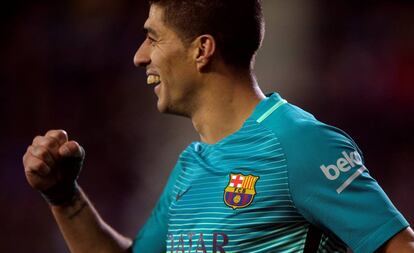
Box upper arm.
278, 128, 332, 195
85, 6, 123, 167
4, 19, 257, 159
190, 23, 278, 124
273, 117, 409, 253
377, 227, 414, 253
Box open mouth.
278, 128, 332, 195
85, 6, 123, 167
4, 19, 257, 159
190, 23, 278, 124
147, 74, 161, 85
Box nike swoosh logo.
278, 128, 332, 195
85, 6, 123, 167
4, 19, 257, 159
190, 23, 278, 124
176, 187, 191, 201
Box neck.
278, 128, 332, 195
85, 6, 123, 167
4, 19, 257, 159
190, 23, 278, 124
191, 71, 265, 144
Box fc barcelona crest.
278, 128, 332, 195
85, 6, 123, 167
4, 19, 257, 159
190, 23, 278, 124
224, 173, 259, 209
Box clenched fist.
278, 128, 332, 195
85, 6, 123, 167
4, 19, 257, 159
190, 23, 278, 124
23, 130, 85, 205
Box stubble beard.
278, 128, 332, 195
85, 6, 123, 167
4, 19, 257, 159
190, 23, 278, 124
160, 92, 198, 119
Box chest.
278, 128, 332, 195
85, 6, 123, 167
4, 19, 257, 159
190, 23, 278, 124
165, 126, 308, 252
168, 139, 302, 229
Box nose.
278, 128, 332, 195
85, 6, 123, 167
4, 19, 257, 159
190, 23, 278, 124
133, 39, 151, 67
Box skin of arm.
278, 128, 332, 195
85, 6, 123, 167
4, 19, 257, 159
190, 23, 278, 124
50, 188, 132, 253
23, 129, 132, 253
377, 227, 414, 253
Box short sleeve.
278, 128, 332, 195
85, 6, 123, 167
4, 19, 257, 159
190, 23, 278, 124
132, 163, 181, 253
281, 119, 409, 253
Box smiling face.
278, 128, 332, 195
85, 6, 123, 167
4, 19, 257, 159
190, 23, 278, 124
134, 5, 199, 116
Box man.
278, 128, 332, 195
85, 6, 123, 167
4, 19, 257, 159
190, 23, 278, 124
23, 0, 414, 252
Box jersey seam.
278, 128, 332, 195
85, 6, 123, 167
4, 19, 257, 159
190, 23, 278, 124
353, 214, 409, 253
252, 120, 299, 212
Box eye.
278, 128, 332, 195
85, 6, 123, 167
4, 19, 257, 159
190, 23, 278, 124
147, 36, 157, 47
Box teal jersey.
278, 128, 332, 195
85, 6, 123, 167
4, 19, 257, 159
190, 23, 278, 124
133, 93, 409, 253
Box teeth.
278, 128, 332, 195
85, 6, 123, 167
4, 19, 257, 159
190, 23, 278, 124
147, 75, 161, 85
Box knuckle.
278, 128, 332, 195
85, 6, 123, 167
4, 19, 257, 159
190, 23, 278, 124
26, 155, 41, 168
68, 140, 80, 149
57, 129, 67, 137
23, 147, 30, 158
32, 135, 43, 145
25, 164, 38, 174
69, 141, 85, 157
46, 129, 68, 143
22, 153, 28, 164
26, 158, 41, 171
23, 147, 35, 166
26, 161, 50, 175
32, 146, 52, 162
33, 135, 53, 147
46, 129, 58, 134
39, 136, 59, 149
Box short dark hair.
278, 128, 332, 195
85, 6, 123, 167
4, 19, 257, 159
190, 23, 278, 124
149, 0, 265, 70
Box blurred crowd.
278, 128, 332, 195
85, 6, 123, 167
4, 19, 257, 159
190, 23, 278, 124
0, 0, 412, 252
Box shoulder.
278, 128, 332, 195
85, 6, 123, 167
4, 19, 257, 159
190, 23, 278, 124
256, 97, 365, 197
255, 95, 409, 252
257, 96, 360, 163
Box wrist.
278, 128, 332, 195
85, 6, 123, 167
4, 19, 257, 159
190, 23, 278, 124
40, 181, 80, 206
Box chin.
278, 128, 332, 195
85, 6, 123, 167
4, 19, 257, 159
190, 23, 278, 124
156, 100, 168, 113
158, 102, 190, 118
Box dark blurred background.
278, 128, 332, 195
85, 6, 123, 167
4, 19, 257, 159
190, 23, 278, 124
0, 0, 413, 252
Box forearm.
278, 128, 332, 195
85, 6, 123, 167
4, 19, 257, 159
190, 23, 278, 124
50, 187, 132, 253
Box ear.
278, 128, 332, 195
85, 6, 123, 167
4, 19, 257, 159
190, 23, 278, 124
193, 35, 216, 71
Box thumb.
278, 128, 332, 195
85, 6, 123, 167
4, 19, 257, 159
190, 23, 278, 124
59, 141, 85, 159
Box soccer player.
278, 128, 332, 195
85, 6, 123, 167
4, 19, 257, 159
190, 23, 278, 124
23, 0, 414, 252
